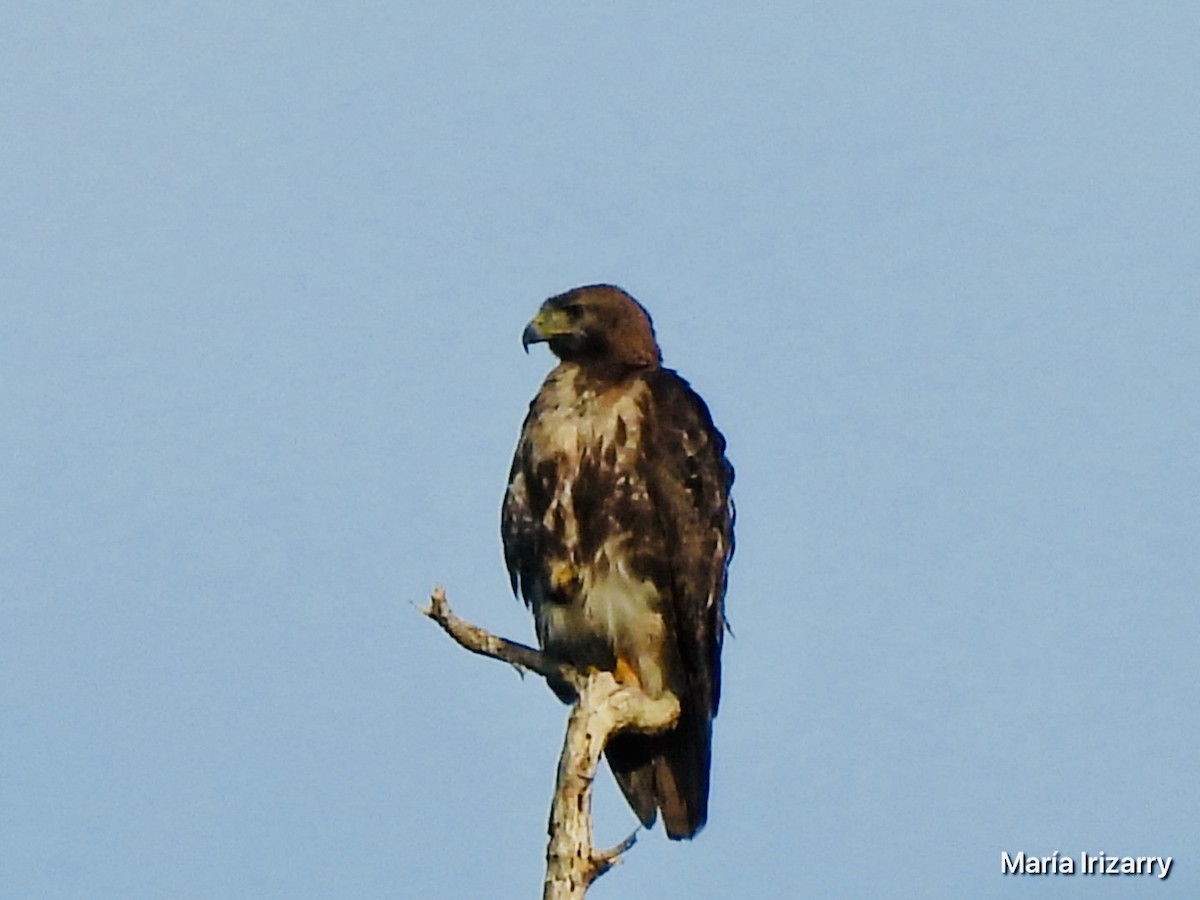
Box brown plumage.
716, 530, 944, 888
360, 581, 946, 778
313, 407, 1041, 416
501, 285, 734, 839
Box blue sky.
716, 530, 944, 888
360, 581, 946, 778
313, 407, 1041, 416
2, 3, 1196, 898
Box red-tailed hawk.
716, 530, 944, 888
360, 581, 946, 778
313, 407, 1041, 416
502, 285, 734, 839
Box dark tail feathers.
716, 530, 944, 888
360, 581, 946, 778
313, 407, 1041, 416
604, 704, 712, 840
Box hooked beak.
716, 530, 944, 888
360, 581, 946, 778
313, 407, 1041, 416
521, 320, 544, 354
521, 306, 574, 354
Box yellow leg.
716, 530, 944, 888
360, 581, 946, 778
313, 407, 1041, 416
549, 559, 576, 591
613, 656, 640, 687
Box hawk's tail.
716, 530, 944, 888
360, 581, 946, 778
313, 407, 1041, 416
605, 701, 712, 840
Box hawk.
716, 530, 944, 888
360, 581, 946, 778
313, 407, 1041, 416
502, 285, 734, 839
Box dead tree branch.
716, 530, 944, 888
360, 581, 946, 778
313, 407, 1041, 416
420, 585, 680, 899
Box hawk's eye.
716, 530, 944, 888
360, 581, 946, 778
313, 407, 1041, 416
562, 303, 584, 321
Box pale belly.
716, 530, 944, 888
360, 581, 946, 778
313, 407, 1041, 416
537, 541, 671, 698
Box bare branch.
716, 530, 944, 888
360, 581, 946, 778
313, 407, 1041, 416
420, 586, 681, 899
420, 585, 582, 686
543, 671, 679, 899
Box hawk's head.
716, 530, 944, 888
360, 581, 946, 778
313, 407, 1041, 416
521, 284, 662, 369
